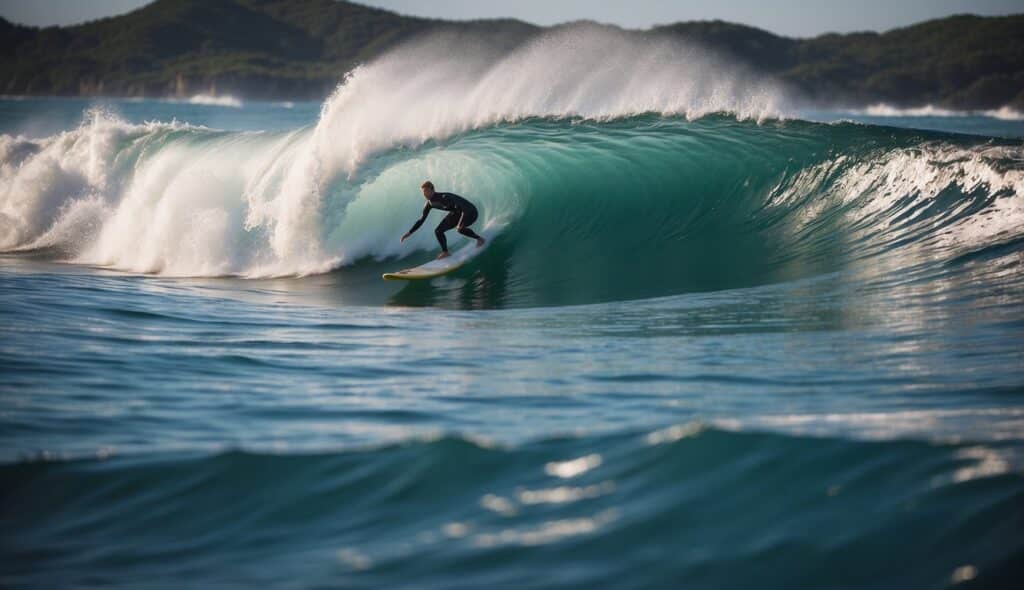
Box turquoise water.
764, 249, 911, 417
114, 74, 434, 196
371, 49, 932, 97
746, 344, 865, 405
2, 90, 1023, 588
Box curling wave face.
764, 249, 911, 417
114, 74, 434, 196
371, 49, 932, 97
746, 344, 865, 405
1, 27, 1022, 308
3, 28, 1024, 588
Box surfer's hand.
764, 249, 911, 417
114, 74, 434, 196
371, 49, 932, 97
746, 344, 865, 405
400, 233, 410, 243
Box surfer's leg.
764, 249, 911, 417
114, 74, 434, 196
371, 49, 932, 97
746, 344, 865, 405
435, 212, 459, 252
457, 226, 481, 239
456, 209, 485, 246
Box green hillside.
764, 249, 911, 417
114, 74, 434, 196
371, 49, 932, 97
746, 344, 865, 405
655, 15, 1024, 108
1, 0, 1021, 109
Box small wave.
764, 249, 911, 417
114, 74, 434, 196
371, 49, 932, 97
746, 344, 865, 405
848, 102, 1024, 120
185, 94, 244, 108
3, 424, 1022, 587
984, 105, 1024, 121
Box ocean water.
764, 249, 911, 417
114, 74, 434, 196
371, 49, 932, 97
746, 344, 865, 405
2, 30, 1024, 589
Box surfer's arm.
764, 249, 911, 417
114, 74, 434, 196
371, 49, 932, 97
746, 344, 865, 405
403, 203, 432, 239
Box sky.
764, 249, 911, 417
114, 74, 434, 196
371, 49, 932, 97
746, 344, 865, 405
0, 0, 1020, 37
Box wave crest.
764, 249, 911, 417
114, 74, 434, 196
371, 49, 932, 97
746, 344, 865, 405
1, 29, 1022, 305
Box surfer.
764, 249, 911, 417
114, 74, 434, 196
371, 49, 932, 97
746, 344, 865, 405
401, 181, 486, 259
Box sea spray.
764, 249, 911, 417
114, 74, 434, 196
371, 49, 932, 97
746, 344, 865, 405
1, 28, 1021, 302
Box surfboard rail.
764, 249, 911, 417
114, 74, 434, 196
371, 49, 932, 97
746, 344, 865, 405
382, 243, 483, 280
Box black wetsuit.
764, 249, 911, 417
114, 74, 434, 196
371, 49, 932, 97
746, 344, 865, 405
407, 192, 482, 252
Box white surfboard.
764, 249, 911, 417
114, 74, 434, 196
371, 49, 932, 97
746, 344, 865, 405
382, 243, 484, 280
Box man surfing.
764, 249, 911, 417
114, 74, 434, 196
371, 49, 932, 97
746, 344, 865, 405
401, 181, 486, 259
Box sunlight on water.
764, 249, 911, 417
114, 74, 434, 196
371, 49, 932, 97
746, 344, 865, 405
2, 86, 1022, 588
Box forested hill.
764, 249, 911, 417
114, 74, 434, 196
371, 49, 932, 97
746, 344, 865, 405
653, 16, 1024, 109
2, 0, 1021, 109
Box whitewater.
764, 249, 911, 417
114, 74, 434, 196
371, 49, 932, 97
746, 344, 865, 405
2, 26, 1023, 589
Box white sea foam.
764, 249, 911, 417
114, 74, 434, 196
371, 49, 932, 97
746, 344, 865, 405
309, 25, 786, 175
714, 408, 1024, 443
2, 27, 1019, 279
983, 105, 1024, 121
766, 143, 1024, 258
0, 26, 788, 277
850, 103, 1024, 120
185, 94, 244, 108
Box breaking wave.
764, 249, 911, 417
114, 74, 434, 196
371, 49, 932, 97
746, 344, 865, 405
1, 26, 1022, 306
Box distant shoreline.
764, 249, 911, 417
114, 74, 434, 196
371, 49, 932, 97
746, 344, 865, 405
2, 2, 1021, 110
3, 94, 1022, 123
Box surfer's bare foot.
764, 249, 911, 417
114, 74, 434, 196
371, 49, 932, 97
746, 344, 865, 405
437, 251, 451, 260
476, 237, 486, 248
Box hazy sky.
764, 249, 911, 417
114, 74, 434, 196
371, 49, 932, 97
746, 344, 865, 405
1, 0, 1020, 37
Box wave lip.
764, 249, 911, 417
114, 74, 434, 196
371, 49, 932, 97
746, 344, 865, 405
310, 24, 788, 175
1, 27, 1023, 303
2, 111, 1023, 307
0, 24, 790, 282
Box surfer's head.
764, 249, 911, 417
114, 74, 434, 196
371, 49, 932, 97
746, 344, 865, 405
421, 181, 435, 198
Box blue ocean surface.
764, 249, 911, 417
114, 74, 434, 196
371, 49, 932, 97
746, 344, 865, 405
2, 40, 1024, 588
